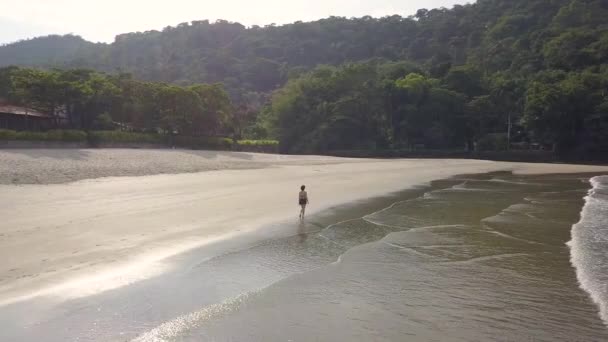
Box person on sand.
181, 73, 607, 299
299, 185, 309, 220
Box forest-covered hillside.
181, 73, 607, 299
1, 1, 604, 94
0, 0, 607, 156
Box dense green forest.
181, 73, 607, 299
1, 0, 607, 156
0, 67, 232, 137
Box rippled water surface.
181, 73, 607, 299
135, 172, 608, 342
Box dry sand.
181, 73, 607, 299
0, 149, 355, 184
1, 149, 607, 306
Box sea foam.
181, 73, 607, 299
568, 176, 608, 326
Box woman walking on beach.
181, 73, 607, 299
299, 185, 309, 220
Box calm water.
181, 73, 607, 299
133, 172, 608, 342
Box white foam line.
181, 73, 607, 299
316, 191, 432, 243
381, 242, 435, 257
381, 241, 408, 250
447, 181, 495, 192
439, 253, 530, 265
363, 180, 487, 223
362, 217, 408, 230
317, 233, 347, 248
362, 199, 408, 218
408, 224, 468, 232
523, 197, 544, 205
489, 178, 545, 186
381, 241, 467, 258
450, 181, 468, 190
568, 176, 608, 326
319, 217, 361, 233
418, 244, 477, 249
483, 229, 544, 246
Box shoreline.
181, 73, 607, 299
1, 150, 608, 307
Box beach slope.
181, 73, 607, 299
1, 149, 607, 305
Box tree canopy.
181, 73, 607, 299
0, 0, 607, 157
0, 67, 232, 136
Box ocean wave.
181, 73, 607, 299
448, 181, 493, 192
438, 253, 530, 265
489, 178, 545, 186
481, 224, 545, 245
407, 224, 469, 232
362, 217, 408, 230
568, 175, 608, 326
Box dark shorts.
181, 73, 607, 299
299, 199, 307, 205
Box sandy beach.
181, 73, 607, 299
1, 149, 608, 341
1, 149, 607, 305
0, 149, 357, 185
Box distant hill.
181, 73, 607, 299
5, 0, 606, 95
1, 0, 607, 95
0, 0, 606, 156
0, 34, 103, 68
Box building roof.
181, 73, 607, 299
0, 105, 51, 118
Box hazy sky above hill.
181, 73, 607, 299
0, 0, 467, 44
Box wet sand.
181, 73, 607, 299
1, 149, 608, 340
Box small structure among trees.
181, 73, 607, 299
0, 102, 54, 131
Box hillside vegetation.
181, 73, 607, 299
0, 0, 606, 157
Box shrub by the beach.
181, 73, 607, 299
46, 130, 88, 142
45, 130, 64, 141
93, 113, 115, 130
236, 139, 279, 153
63, 130, 88, 142
174, 136, 233, 150
88, 130, 165, 145
0, 129, 17, 140
478, 133, 509, 151
237, 140, 279, 147
0, 129, 87, 142
14, 131, 49, 141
